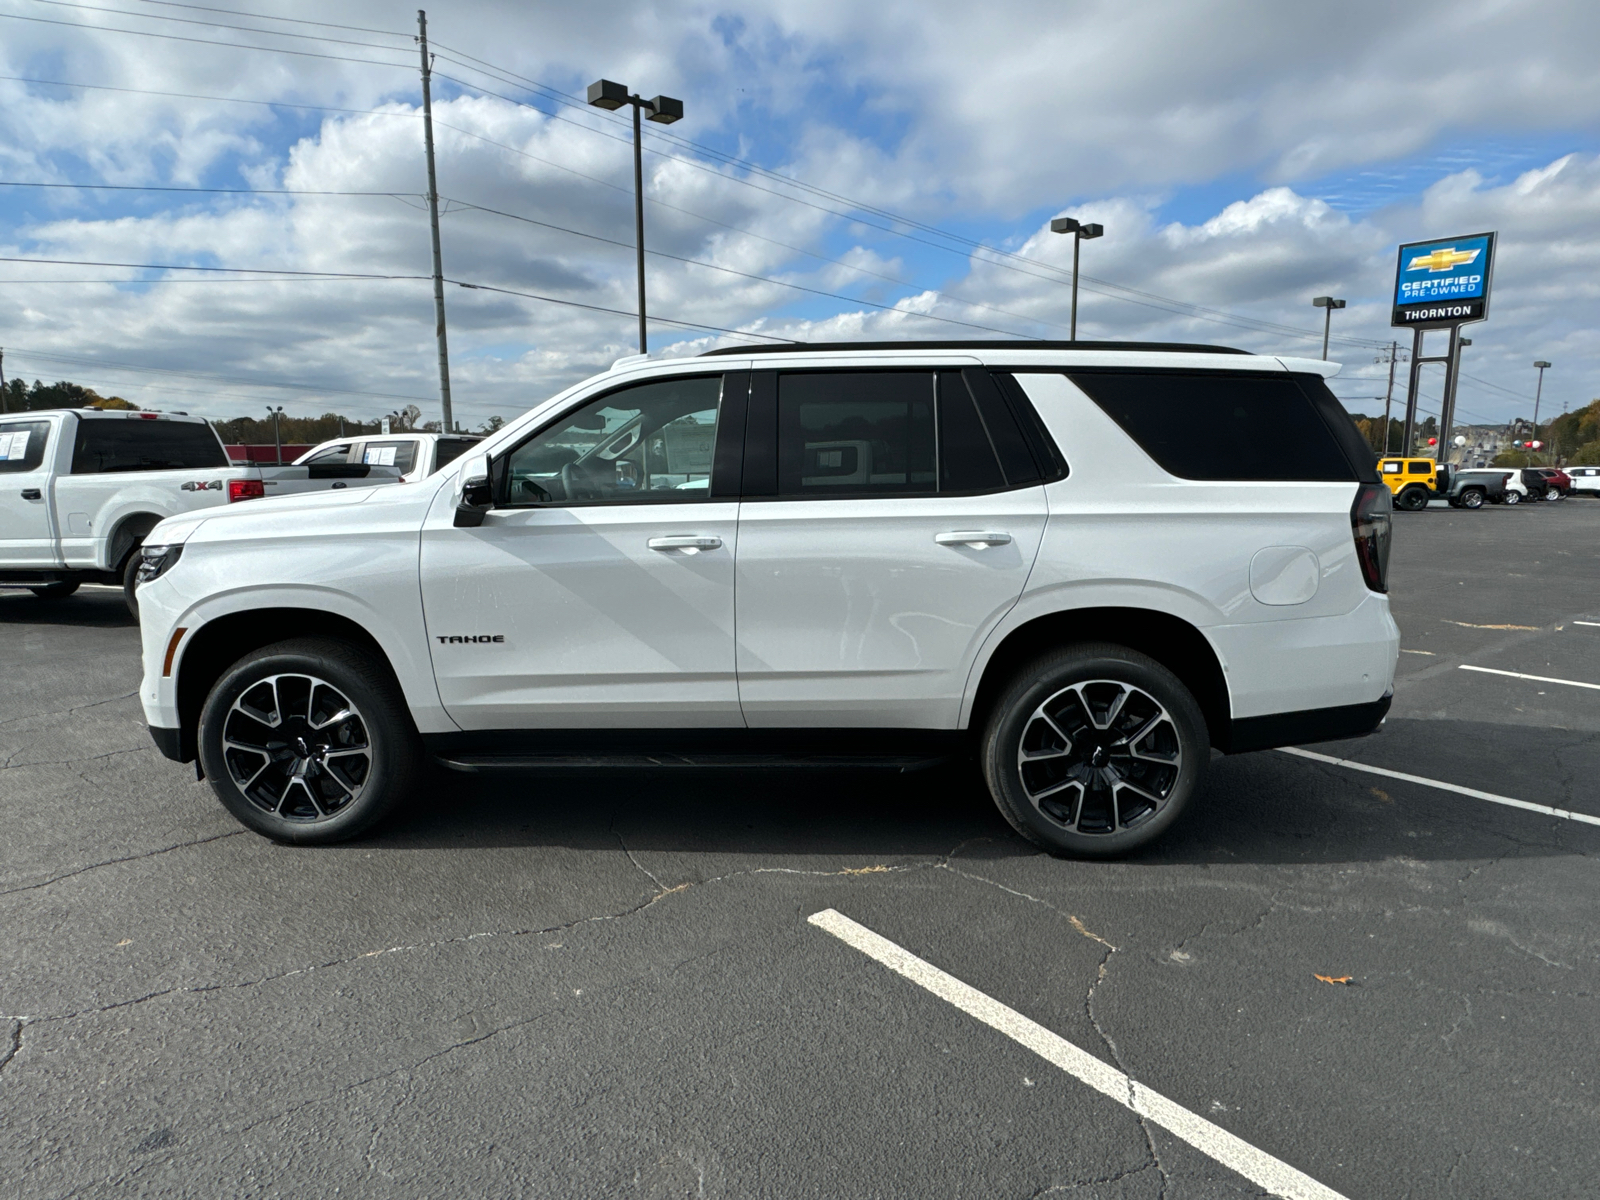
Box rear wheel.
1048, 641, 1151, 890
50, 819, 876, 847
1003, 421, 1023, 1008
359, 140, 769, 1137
1460, 488, 1485, 510
1396, 487, 1429, 512
1546, 486, 1562, 501
1503, 490, 1521, 506
28, 581, 79, 600
121, 545, 143, 618
981, 644, 1208, 858
198, 638, 420, 844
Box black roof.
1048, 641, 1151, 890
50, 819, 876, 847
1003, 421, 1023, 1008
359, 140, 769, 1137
699, 339, 1250, 358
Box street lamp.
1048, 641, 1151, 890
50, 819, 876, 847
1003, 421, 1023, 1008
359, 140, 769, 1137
266, 405, 284, 465
1532, 360, 1552, 463
1311, 296, 1346, 360
587, 78, 684, 354
1049, 217, 1103, 341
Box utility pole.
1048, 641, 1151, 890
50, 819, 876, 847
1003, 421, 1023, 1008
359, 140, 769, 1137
0, 347, 7, 414
417, 10, 453, 433
267, 406, 284, 465
1377, 340, 1403, 456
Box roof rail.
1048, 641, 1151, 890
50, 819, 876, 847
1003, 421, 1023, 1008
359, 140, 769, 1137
698, 339, 1250, 358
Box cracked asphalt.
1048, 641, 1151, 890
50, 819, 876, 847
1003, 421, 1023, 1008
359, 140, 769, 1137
4, 500, 1600, 1199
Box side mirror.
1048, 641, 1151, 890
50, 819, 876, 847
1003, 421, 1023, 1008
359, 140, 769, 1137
453, 456, 493, 528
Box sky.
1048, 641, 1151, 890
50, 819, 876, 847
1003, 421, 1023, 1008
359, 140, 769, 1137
1, 0, 1598, 433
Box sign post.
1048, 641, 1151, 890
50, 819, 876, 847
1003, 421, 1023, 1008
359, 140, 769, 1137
1391, 232, 1495, 457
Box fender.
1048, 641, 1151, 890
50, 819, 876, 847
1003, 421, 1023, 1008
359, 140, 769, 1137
957, 578, 1233, 730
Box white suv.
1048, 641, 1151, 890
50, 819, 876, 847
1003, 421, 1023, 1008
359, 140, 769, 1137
136, 341, 1399, 856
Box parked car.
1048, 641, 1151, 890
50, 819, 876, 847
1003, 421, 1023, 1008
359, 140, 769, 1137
136, 340, 1399, 858
1443, 469, 1506, 509
292, 431, 482, 484
1525, 467, 1571, 500
1377, 456, 1439, 510
1567, 466, 1600, 496
0, 409, 403, 614
1451, 469, 1525, 506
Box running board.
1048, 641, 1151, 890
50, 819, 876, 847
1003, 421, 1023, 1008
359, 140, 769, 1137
434, 752, 951, 774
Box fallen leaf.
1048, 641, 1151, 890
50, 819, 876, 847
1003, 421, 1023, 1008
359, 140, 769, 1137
115, 939, 133, 947
1370, 788, 1391, 803
1443, 620, 1538, 631
1314, 973, 1354, 985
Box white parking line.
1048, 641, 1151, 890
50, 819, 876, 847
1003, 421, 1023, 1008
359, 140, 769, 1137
1574, 620, 1600, 628
1459, 664, 1600, 691
1279, 747, 1600, 828
808, 908, 1348, 1200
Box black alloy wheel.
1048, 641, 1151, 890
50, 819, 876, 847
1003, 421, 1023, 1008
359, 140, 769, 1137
121, 544, 143, 618
198, 638, 419, 843
1396, 487, 1429, 512
983, 643, 1207, 857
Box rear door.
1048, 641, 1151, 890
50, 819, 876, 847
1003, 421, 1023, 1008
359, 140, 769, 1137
733, 367, 1051, 728
0, 417, 63, 567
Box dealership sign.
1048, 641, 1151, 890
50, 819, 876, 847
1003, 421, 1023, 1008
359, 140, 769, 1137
1391, 231, 1495, 326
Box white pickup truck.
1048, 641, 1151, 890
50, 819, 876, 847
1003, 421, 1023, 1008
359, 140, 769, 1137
0, 408, 400, 613
293, 431, 483, 483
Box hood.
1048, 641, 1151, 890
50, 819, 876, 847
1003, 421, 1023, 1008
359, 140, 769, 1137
148, 484, 384, 545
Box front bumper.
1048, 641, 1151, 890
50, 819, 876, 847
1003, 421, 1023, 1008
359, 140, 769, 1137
149, 724, 194, 763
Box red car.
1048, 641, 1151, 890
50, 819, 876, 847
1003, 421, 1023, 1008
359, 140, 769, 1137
1528, 467, 1572, 500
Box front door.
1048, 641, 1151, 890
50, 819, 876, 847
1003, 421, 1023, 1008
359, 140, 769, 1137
420, 373, 741, 730
0, 419, 62, 567
734, 368, 1049, 728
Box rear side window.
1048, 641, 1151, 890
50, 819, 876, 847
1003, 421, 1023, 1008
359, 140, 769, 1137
777, 372, 937, 496
362, 440, 420, 473
1066, 370, 1370, 482
1407, 462, 1431, 475
434, 438, 478, 471
0, 421, 52, 473
72, 418, 228, 473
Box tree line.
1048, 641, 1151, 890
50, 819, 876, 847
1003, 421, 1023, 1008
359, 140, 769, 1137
0, 379, 505, 442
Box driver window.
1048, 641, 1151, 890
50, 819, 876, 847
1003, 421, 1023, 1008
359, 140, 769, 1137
502, 375, 722, 505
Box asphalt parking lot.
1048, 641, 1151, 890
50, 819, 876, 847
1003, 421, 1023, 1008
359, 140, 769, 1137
4, 498, 1599, 1199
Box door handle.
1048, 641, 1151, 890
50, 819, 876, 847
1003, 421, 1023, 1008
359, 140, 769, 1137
935, 530, 1011, 548
647, 535, 723, 553
20, 488, 41, 500
331, 481, 347, 489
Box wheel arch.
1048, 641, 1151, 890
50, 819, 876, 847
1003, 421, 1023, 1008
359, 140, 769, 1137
106, 511, 165, 573
173, 607, 403, 763
965, 606, 1232, 750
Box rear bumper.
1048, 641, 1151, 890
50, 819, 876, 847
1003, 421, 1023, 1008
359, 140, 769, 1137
1222, 692, 1391, 754
149, 724, 195, 763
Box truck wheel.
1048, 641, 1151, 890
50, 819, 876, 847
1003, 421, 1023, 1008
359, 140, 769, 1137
28, 581, 80, 600
1396, 487, 1429, 512
198, 638, 420, 845
1461, 488, 1485, 509
981, 643, 1207, 858
121, 545, 143, 618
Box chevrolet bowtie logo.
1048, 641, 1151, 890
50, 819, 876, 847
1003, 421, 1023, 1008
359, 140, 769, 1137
1407, 247, 1480, 273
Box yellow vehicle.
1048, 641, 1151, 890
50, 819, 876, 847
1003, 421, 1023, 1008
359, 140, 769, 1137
1377, 457, 1440, 511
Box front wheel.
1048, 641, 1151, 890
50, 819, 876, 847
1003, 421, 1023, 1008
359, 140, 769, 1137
121, 545, 143, 618
198, 638, 420, 844
981, 644, 1208, 858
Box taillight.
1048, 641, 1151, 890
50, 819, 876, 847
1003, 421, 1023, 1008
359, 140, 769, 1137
1351, 482, 1392, 593
228, 478, 265, 502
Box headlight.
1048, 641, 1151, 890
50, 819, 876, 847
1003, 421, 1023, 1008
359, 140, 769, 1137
135, 544, 184, 586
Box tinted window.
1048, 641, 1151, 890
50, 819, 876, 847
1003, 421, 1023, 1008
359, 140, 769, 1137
503, 375, 722, 505
72, 418, 227, 473
0, 421, 52, 474
304, 443, 352, 464
362, 441, 419, 473
434, 438, 479, 471
937, 372, 1006, 492
1067, 370, 1361, 482
777, 372, 936, 496
1407, 462, 1431, 475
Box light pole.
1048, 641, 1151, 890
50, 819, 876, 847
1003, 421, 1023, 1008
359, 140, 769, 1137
587, 78, 684, 354
1312, 296, 1346, 360
1532, 360, 1551, 463
1049, 217, 1103, 341
266, 406, 284, 465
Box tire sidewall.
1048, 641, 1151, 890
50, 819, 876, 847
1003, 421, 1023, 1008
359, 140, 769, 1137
198, 639, 417, 844
982, 646, 1208, 858
1462, 489, 1484, 509
121, 545, 143, 618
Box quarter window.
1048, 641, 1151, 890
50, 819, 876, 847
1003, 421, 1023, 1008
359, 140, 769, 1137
502, 375, 722, 505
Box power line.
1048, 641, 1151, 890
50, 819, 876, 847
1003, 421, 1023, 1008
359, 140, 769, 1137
125, 0, 411, 39
28, 0, 411, 53
0, 180, 418, 197
447, 279, 795, 344
0, 256, 430, 280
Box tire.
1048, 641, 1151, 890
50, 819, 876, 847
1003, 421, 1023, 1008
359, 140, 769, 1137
197, 638, 420, 844
28, 580, 80, 600
1396, 487, 1429, 512
1546, 487, 1562, 501
981, 643, 1208, 858
1460, 488, 1485, 510
1503, 490, 1521, 506
121, 545, 143, 618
